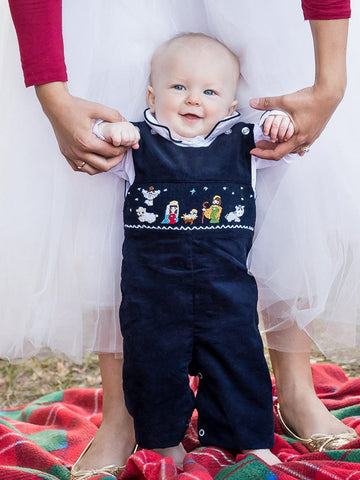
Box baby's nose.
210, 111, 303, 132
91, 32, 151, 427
185, 92, 201, 105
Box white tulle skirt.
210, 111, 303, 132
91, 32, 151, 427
0, 0, 359, 362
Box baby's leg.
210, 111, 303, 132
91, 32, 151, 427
153, 443, 187, 467
121, 241, 195, 464
243, 449, 281, 465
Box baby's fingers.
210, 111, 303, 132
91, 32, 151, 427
129, 130, 141, 149
262, 116, 274, 137
122, 127, 140, 146
111, 133, 123, 147
263, 115, 287, 143
283, 122, 295, 141
276, 117, 292, 142
268, 116, 283, 143
121, 135, 139, 147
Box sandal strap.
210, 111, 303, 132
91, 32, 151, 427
276, 404, 357, 451
276, 404, 313, 446
310, 431, 357, 452
70, 442, 138, 480
71, 465, 123, 480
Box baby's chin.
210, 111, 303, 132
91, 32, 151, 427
169, 128, 211, 141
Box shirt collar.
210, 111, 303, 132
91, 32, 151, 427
143, 108, 242, 148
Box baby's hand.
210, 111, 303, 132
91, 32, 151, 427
262, 114, 294, 143
98, 121, 140, 149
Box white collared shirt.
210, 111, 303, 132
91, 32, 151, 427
97, 109, 295, 191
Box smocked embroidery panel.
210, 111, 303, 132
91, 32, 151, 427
124, 182, 255, 232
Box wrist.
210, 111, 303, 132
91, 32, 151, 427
312, 81, 346, 106
35, 82, 71, 115
310, 19, 348, 103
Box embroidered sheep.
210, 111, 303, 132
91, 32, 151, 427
136, 206, 158, 224
225, 205, 245, 223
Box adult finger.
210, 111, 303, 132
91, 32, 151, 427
93, 102, 124, 124
78, 151, 127, 172
251, 138, 297, 160
60, 132, 125, 162
249, 95, 285, 113
69, 158, 101, 175
83, 135, 126, 158
292, 143, 312, 155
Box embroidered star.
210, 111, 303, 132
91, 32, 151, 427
163, 188, 168, 192
203, 186, 208, 191
190, 188, 196, 195
232, 192, 235, 195
241, 198, 244, 201
135, 198, 139, 201
223, 186, 227, 190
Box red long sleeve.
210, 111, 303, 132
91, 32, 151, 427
9, 0, 351, 88
9, 0, 67, 87
302, 0, 351, 20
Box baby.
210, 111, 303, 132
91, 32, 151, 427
95, 33, 294, 466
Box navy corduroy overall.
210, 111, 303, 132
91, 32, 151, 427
120, 117, 274, 450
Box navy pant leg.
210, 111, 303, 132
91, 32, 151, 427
120, 232, 195, 448
192, 234, 274, 450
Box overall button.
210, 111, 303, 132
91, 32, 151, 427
225, 129, 232, 135
241, 126, 250, 135
198, 372, 203, 379
199, 429, 205, 437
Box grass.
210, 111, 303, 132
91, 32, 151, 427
0, 354, 101, 408
0, 351, 359, 408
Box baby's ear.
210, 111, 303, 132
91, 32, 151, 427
147, 86, 156, 113
228, 99, 238, 116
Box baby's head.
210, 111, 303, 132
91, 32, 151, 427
147, 33, 240, 140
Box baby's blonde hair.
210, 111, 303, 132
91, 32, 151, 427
150, 32, 240, 86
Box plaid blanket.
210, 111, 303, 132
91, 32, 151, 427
0, 363, 360, 480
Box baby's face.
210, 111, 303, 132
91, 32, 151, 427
147, 40, 239, 140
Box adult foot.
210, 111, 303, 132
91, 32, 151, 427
243, 449, 280, 465
74, 415, 136, 471
153, 443, 186, 467
278, 391, 355, 439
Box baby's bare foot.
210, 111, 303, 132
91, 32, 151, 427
243, 448, 281, 465
153, 443, 186, 467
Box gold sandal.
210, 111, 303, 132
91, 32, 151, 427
276, 404, 357, 452
70, 439, 138, 480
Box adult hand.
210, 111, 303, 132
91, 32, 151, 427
36, 82, 127, 174
250, 18, 348, 160
249, 84, 344, 160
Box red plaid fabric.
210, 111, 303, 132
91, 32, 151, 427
0, 364, 360, 480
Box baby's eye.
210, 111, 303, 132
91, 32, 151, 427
173, 85, 185, 91
204, 89, 216, 96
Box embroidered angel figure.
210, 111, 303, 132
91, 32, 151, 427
142, 186, 161, 206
